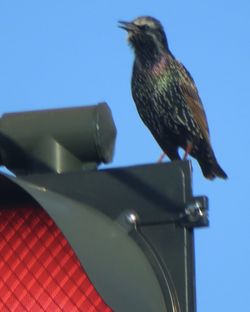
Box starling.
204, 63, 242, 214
119, 16, 227, 179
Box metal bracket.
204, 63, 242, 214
180, 196, 209, 228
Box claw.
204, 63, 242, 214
157, 152, 165, 163
183, 142, 192, 160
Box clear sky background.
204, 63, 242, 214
0, 1, 249, 311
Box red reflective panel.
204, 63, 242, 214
0, 204, 112, 312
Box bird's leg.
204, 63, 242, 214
157, 152, 165, 163
183, 142, 192, 160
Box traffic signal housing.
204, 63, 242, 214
0, 104, 208, 312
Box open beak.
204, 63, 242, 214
118, 21, 138, 32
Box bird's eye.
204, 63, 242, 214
141, 24, 150, 31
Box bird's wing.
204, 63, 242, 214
177, 63, 210, 143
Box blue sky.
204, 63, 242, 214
0, 1, 249, 311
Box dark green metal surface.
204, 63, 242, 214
0, 105, 208, 312
0, 161, 208, 312
0, 103, 116, 174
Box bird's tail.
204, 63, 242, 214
197, 149, 228, 180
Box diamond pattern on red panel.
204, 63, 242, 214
0, 203, 112, 312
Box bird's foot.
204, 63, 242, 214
183, 142, 193, 160
157, 152, 165, 163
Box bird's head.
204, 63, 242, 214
119, 16, 169, 58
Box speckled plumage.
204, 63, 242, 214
119, 16, 227, 179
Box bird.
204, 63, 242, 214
119, 16, 227, 180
